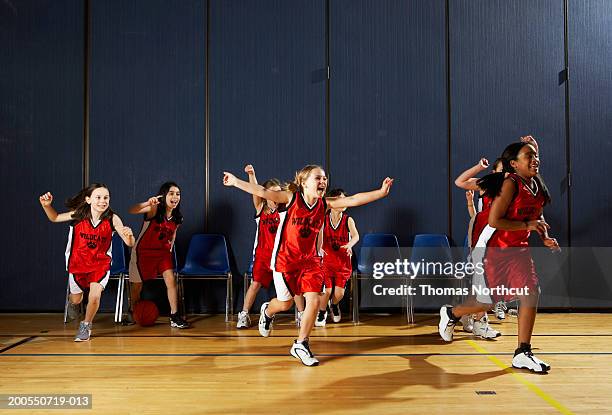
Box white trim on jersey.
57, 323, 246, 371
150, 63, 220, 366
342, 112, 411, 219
270, 210, 288, 272
329, 211, 342, 230
477, 196, 484, 213
472, 224, 497, 304
65, 225, 74, 271
251, 216, 260, 263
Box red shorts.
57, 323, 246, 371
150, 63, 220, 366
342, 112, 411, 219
323, 265, 351, 290
482, 247, 539, 302
129, 250, 174, 282
273, 260, 324, 301
69, 270, 110, 294
252, 259, 273, 289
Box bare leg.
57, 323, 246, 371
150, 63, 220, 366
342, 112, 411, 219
162, 270, 178, 314
242, 281, 262, 313
298, 292, 321, 341
84, 283, 103, 323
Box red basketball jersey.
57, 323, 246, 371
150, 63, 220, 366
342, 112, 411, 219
252, 207, 280, 264
65, 218, 113, 274
271, 192, 326, 273
485, 173, 546, 248
322, 211, 352, 273
470, 194, 493, 248
134, 215, 178, 253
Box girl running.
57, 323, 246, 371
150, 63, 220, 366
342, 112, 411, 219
315, 188, 359, 327
39, 184, 135, 341
439, 141, 559, 373
128, 182, 189, 329
223, 165, 393, 366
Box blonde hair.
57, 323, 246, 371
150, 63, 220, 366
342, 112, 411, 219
287, 164, 324, 193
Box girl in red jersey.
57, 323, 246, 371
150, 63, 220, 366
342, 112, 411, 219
128, 182, 189, 329
223, 165, 393, 366
439, 141, 560, 373
237, 165, 284, 329
39, 184, 135, 342
455, 157, 504, 339
315, 188, 359, 327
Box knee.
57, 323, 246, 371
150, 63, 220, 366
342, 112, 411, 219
279, 300, 293, 311
250, 281, 262, 291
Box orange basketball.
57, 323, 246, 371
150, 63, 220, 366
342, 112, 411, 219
133, 300, 159, 327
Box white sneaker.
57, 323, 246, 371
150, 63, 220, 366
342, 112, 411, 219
314, 310, 327, 327
472, 314, 501, 339
258, 302, 273, 337
236, 310, 251, 329
460, 314, 474, 333
438, 305, 458, 342
295, 310, 304, 328
512, 346, 550, 373
494, 301, 507, 320
290, 339, 319, 366
329, 302, 341, 323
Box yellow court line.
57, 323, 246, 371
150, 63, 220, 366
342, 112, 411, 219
466, 340, 574, 415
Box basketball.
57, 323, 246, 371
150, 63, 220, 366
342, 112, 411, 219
133, 300, 159, 327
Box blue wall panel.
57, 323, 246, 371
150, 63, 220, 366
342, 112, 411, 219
0, 0, 83, 310
89, 0, 206, 312
209, 0, 326, 312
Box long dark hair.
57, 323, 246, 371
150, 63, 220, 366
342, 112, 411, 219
477, 142, 551, 205
326, 188, 346, 198
65, 183, 115, 222
153, 182, 183, 225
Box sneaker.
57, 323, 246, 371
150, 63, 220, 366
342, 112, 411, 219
472, 314, 501, 339
170, 313, 190, 329
438, 305, 459, 342
460, 314, 474, 333
258, 302, 274, 337
507, 308, 519, 317
314, 310, 327, 327
512, 344, 550, 373
494, 301, 507, 320
290, 339, 319, 366
236, 310, 251, 329
329, 302, 341, 323
122, 310, 136, 326
66, 302, 81, 322
74, 321, 91, 342
295, 310, 304, 328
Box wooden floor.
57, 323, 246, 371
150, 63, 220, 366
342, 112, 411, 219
0, 313, 610, 414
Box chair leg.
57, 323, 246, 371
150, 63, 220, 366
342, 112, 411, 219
114, 275, 122, 323
178, 274, 185, 317
351, 271, 359, 324
226, 273, 233, 322
63, 279, 70, 324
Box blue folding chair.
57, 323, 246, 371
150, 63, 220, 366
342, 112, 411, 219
177, 234, 233, 322
353, 233, 401, 324
63, 233, 129, 324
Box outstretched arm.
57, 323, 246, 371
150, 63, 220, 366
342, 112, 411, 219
223, 171, 292, 204
455, 158, 489, 190
244, 164, 264, 212
39, 192, 74, 222
327, 178, 393, 209
129, 195, 161, 217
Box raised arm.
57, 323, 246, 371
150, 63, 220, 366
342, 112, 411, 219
455, 158, 489, 191
244, 164, 264, 211
465, 190, 476, 218
521, 135, 539, 155
129, 195, 161, 217
326, 178, 393, 209
112, 214, 136, 247
39, 192, 75, 222
223, 171, 292, 204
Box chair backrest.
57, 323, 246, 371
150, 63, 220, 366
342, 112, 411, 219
110, 233, 128, 274
357, 233, 401, 274
181, 234, 230, 274
410, 234, 453, 270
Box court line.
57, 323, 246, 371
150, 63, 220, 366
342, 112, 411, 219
0, 337, 37, 354
2, 333, 612, 338
467, 340, 574, 415
2, 352, 612, 357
